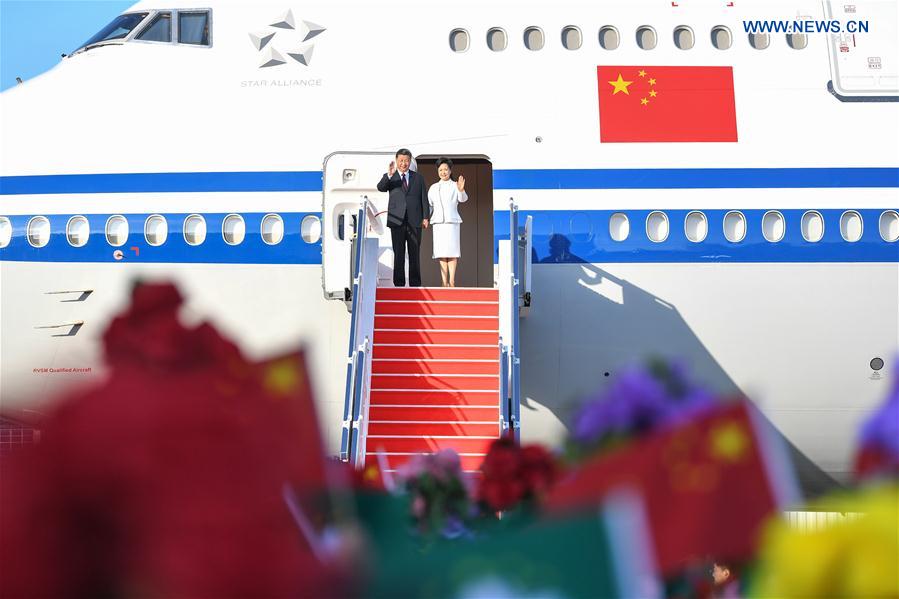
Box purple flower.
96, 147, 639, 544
572, 360, 716, 446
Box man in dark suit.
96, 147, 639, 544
377, 148, 430, 286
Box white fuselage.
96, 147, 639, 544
1, 0, 897, 483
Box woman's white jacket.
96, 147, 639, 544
427, 181, 468, 224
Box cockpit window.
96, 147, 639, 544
74, 12, 149, 52
136, 12, 172, 42
178, 12, 210, 46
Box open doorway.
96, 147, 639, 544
415, 155, 494, 288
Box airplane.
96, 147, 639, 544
1, 0, 897, 492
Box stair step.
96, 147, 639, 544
370, 389, 498, 406
372, 345, 498, 361
369, 406, 499, 422
367, 421, 500, 437
374, 316, 498, 331
372, 360, 499, 375
376, 287, 499, 302
374, 330, 499, 345
375, 301, 498, 317
371, 374, 499, 391
364, 453, 486, 472
366, 436, 496, 454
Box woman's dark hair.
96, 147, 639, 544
436, 157, 453, 170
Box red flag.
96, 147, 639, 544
546, 401, 797, 575
597, 65, 738, 142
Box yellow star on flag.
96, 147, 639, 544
649, 89, 658, 97
263, 360, 302, 397
648, 78, 657, 86
638, 69, 647, 77
709, 421, 750, 463
608, 73, 633, 95
640, 97, 649, 106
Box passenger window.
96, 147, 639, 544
749, 33, 770, 50
487, 28, 507, 51
609, 212, 629, 242
637, 26, 657, 50
178, 11, 210, 46
261, 214, 284, 245
66, 215, 90, 247
786, 33, 808, 50
840, 211, 863, 242
800, 211, 824, 242
673, 26, 694, 50
762, 211, 785, 242
723, 211, 746, 242
599, 26, 619, 50
136, 12, 171, 42
524, 27, 544, 51
711, 26, 732, 50
449, 29, 469, 52
222, 214, 245, 245
301, 215, 322, 244
562, 26, 582, 50
106, 215, 129, 247
144, 214, 168, 246
684, 211, 708, 242
27, 216, 51, 248
0, 217, 11, 248
183, 214, 206, 246
880, 210, 899, 242
646, 211, 669, 242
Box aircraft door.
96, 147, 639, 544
322, 152, 394, 299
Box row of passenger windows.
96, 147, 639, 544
0, 214, 323, 249
606, 210, 899, 244
450, 25, 805, 52
2, 211, 897, 250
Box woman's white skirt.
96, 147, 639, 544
432, 223, 461, 258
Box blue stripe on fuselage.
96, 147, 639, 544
2, 167, 898, 195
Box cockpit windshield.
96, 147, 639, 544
73, 12, 149, 53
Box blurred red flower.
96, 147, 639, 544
0, 282, 343, 598
477, 437, 559, 512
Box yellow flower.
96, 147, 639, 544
751, 484, 899, 598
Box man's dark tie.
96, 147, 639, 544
402, 173, 408, 192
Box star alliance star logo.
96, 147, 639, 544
248, 9, 326, 69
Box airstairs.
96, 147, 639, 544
339, 199, 531, 475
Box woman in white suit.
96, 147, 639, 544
428, 157, 468, 287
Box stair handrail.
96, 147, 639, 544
499, 340, 510, 432
509, 200, 522, 440
340, 197, 372, 463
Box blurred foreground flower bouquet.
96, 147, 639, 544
476, 436, 559, 514
398, 450, 471, 538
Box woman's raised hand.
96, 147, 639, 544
457, 175, 465, 192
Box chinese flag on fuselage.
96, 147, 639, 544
598, 65, 738, 142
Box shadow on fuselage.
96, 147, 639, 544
520, 234, 839, 499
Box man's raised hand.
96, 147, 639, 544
388, 161, 396, 177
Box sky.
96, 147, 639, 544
1, 0, 133, 92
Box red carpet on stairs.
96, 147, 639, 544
365, 286, 501, 474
